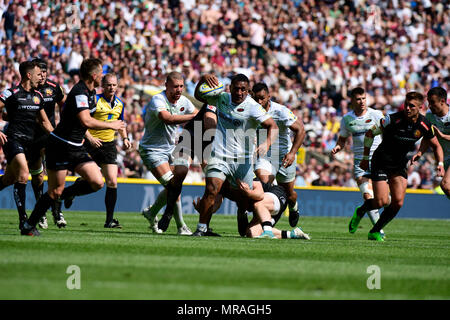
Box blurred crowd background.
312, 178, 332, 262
0, 0, 449, 191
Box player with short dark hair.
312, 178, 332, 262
83, 73, 132, 228
26, 58, 67, 229
191, 73, 278, 236
251, 82, 306, 229
413, 87, 450, 198
20, 58, 125, 236
350, 92, 444, 241
0, 60, 54, 230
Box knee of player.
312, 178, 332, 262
105, 179, 117, 189
91, 179, 104, 191
49, 189, 63, 200
17, 173, 29, 184
390, 199, 404, 210
441, 179, 450, 194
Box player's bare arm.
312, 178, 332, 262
360, 124, 383, 171
157, 109, 198, 125
428, 136, 445, 177
283, 118, 305, 167
84, 130, 103, 148
255, 117, 278, 157
433, 125, 450, 141
37, 108, 54, 134
331, 135, 348, 154
237, 179, 264, 202
0, 100, 6, 145
77, 109, 125, 131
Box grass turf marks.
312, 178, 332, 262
0, 210, 449, 299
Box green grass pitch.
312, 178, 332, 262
0, 209, 449, 300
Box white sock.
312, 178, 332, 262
270, 218, 276, 226
286, 231, 292, 238
367, 209, 380, 226
150, 189, 167, 217
263, 225, 272, 232
289, 202, 298, 212
173, 199, 185, 228
197, 223, 207, 232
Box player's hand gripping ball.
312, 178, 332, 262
198, 81, 224, 98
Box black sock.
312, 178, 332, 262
28, 192, 53, 227
61, 179, 96, 199
281, 230, 288, 239
105, 187, 117, 223
13, 183, 28, 221
31, 179, 44, 201
357, 199, 376, 218
163, 181, 182, 217
0, 176, 7, 191
51, 198, 62, 215
370, 205, 399, 233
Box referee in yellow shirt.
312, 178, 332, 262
84, 73, 131, 228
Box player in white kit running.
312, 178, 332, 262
413, 86, 450, 198
252, 82, 306, 229
332, 87, 386, 236
139, 72, 198, 235
192, 73, 278, 236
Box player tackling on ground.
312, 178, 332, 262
350, 92, 444, 241
332, 87, 385, 237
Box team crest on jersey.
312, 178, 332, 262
33, 96, 40, 104
365, 119, 372, 123
414, 129, 421, 138
45, 88, 53, 96
237, 108, 244, 112
180, 107, 185, 112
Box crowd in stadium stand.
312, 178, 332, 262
0, 0, 449, 191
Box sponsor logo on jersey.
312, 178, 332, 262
33, 96, 40, 104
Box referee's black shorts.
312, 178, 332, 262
84, 140, 117, 166
45, 135, 93, 172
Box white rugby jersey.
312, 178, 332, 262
205, 92, 271, 160
339, 108, 384, 160
258, 100, 297, 158
426, 109, 450, 161
140, 91, 196, 153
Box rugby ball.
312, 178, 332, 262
198, 82, 224, 97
